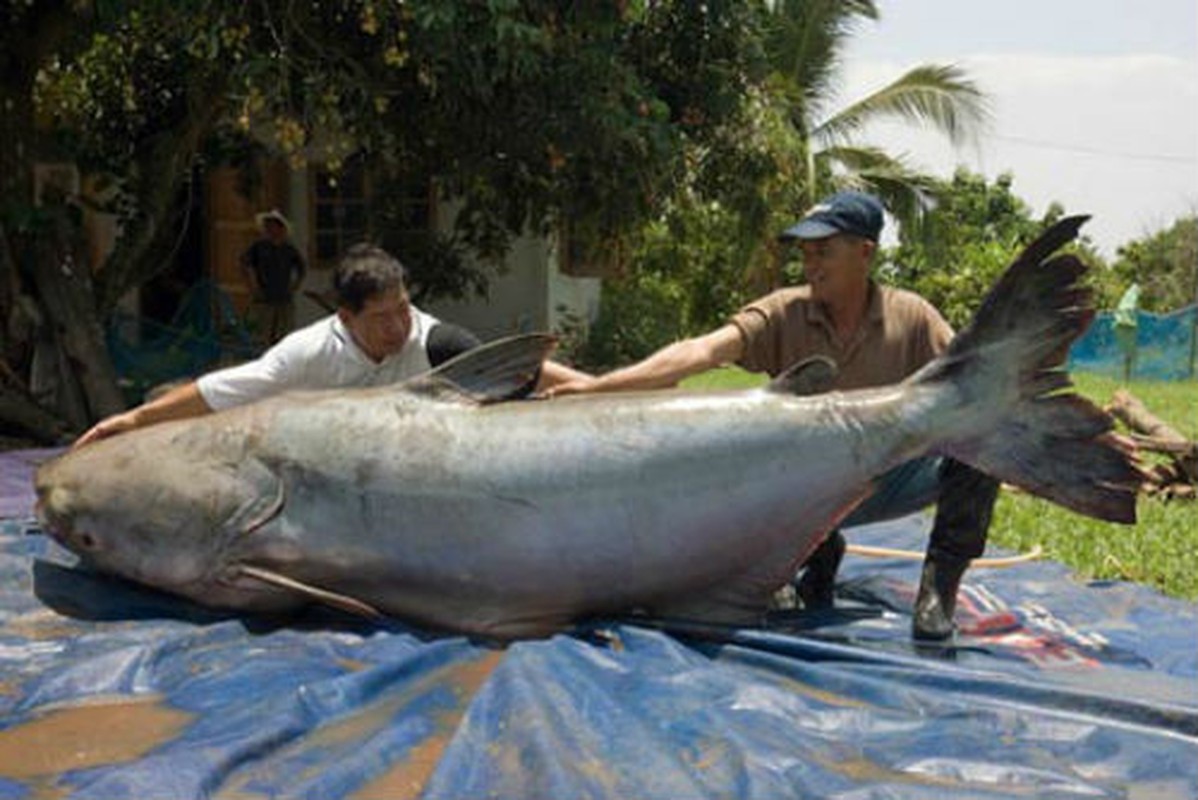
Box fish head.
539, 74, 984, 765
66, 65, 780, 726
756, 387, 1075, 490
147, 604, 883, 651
34, 426, 281, 601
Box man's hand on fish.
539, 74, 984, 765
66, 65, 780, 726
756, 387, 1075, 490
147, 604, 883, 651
73, 411, 139, 450
540, 376, 597, 398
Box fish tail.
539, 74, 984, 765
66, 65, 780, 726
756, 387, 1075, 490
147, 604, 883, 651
911, 215, 1139, 523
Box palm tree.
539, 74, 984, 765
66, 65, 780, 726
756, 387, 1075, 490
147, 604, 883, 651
586, 1, 993, 346
763, 0, 990, 231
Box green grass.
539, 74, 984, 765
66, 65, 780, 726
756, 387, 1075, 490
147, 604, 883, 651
680, 366, 765, 391
681, 367, 1198, 601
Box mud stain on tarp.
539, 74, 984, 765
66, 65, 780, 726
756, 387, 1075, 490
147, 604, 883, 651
0, 693, 192, 798
3, 608, 85, 641
217, 649, 504, 800
808, 750, 962, 791
769, 674, 871, 710
336, 657, 369, 673
348, 649, 503, 800
687, 737, 732, 772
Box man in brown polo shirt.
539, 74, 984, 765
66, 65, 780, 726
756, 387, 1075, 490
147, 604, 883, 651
551, 191, 1001, 640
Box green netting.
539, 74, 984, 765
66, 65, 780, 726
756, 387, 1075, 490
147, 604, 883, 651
107, 280, 263, 403
1069, 305, 1198, 381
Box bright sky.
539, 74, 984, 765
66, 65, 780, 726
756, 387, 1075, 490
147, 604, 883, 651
837, 0, 1198, 258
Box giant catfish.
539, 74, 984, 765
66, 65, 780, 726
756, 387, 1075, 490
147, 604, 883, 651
35, 216, 1139, 638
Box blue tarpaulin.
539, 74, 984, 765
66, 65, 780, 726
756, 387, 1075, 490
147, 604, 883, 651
2, 448, 1196, 798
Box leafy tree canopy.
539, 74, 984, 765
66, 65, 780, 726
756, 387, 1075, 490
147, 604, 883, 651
880, 168, 1112, 329
576, 1, 991, 366
33, 0, 771, 305
1109, 215, 1197, 313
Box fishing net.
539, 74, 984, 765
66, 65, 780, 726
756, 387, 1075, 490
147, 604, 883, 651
106, 280, 262, 404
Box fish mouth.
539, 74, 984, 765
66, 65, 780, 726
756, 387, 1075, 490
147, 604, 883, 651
33, 478, 70, 544
34, 499, 66, 545
34, 500, 103, 558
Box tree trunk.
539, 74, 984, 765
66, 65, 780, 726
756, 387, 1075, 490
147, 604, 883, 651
1110, 390, 1179, 440
0, 366, 73, 445
1, 217, 82, 443
0, 2, 113, 442
96, 87, 227, 314
1109, 389, 1197, 487
26, 209, 127, 424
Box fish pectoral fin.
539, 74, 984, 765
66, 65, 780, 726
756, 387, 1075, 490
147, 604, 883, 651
236, 565, 384, 619
224, 458, 286, 534
241, 477, 284, 534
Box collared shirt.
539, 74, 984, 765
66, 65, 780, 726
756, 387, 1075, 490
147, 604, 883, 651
197, 306, 440, 411
729, 282, 953, 390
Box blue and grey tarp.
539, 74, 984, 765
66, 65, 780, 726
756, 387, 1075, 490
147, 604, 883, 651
1, 448, 1196, 799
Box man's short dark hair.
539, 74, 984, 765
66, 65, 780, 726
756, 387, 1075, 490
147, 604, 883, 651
333, 244, 407, 313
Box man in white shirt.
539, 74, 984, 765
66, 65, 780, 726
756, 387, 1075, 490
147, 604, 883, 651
76, 244, 586, 447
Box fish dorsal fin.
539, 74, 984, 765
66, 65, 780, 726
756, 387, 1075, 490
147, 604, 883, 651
766, 355, 838, 397
237, 565, 384, 619
403, 333, 557, 405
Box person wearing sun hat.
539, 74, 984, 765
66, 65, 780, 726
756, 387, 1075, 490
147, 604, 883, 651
242, 208, 308, 345
548, 189, 1000, 640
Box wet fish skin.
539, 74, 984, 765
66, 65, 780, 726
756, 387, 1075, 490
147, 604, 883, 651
35, 216, 1139, 638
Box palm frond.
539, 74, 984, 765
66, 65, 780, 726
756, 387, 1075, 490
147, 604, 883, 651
817, 144, 941, 234
816, 63, 990, 147
764, 0, 878, 120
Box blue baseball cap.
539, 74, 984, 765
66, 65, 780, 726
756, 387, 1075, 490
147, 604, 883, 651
779, 191, 884, 242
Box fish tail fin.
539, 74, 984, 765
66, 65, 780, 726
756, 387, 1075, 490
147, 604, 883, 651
911, 215, 1139, 523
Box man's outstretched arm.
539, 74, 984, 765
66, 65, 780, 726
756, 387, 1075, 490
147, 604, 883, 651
547, 324, 745, 396
73, 381, 213, 449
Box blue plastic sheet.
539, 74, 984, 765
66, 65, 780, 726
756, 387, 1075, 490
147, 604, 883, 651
2, 449, 1196, 798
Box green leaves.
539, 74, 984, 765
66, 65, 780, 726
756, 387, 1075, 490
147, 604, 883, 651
1111, 216, 1197, 313
880, 169, 1092, 330
823, 64, 989, 148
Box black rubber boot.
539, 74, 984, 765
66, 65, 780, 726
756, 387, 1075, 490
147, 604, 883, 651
912, 553, 970, 640
796, 529, 846, 610
912, 459, 1001, 639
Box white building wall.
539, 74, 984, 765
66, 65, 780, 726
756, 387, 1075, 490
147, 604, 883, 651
425, 233, 551, 338
546, 236, 601, 334
285, 186, 600, 341
424, 203, 600, 342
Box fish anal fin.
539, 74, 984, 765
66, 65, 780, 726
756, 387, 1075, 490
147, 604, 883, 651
237, 565, 384, 619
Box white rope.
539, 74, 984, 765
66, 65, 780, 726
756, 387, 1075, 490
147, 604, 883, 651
845, 543, 1044, 569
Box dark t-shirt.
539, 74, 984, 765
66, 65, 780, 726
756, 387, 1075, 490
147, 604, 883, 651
426, 323, 541, 398
243, 240, 306, 304
426, 322, 482, 367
